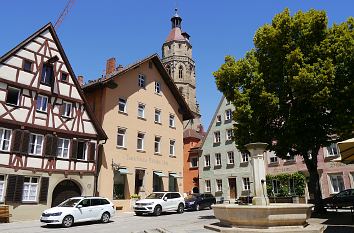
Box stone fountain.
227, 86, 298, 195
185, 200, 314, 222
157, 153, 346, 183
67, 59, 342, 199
205, 143, 325, 233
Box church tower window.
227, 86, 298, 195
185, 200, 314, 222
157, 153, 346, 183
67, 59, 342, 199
178, 66, 183, 79
166, 65, 171, 76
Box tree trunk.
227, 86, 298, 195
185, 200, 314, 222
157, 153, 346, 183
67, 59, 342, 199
303, 148, 325, 213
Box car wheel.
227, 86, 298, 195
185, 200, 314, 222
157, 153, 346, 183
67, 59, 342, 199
101, 212, 110, 223
154, 205, 162, 216
195, 204, 200, 211
209, 204, 213, 209
177, 203, 184, 214
135, 212, 143, 216
62, 215, 74, 228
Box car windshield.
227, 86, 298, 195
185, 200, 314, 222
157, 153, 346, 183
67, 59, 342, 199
58, 198, 82, 207
186, 194, 198, 199
146, 193, 165, 199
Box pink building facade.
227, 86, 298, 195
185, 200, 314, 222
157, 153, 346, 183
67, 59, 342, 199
266, 144, 354, 199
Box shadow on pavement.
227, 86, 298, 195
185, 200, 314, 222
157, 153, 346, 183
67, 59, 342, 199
41, 220, 114, 228
325, 226, 354, 233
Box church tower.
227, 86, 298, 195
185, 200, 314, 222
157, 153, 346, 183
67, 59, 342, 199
162, 9, 201, 130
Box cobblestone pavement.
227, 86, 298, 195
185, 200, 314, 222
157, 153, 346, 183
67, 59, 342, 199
0, 209, 353, 233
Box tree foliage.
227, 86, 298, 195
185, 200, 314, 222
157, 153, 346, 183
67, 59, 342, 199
214, 9, 354, 210
266, 172, 306, 197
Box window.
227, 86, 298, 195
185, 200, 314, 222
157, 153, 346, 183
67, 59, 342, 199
23, 60, 33, 72
138, 103, 145, 118
227, 151, 234, 164
62, 101, 72, 117
166, 65, 171, 76
329, 174, 345, 193
190, 157, 198, 168
169, 140, 175, 156
137, 133, 145, 151
178, 66, 183, 79
61, 72, 68, 82
154, 109, 161, 123
225, 109, 232, 121
138, 74, 145, 88
154, 136, 161, 154
22, 177, 38, 202
0, 175, 5, 202
271, 179, 280, 195
205, 180, 211, 192
6, 87, 20, 106
41, 64, 54, 86
76, 141, 87, 160
243, 177, 251, 190
204, 155, 210, 167
286, 153, 295, 161
155, 82, 161, 94
36, 95, 48, 112
326, 143, 339, 157
169, 114, 175, 128
0, 128, 11, 151
226, 129, 233, 141
215, 153, 221, 166
214, 131, 221, 143
216, 115, 221, 125
57, 138, 70, 158
29, 134, 44, 155
269, 154, 278, 163
117, 128, 126, 148
118, 98, 127, 113
216, 179, 222, 192
241, 152, 249, 163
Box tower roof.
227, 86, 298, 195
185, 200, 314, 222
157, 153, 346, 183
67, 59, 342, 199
165, 8, 189, 43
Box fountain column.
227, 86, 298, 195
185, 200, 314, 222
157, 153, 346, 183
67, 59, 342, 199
245, 142, 269, 206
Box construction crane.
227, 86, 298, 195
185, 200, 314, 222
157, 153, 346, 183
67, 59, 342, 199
54, 0, 76, 29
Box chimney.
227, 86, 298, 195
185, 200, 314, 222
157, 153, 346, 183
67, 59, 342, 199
106, 57, 116, 75
77, 75, 84, 86
117, 64, 124, 72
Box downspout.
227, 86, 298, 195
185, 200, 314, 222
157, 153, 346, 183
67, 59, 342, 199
94, 139, 107, 196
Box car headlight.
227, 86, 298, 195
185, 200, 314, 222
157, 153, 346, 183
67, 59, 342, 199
188, 201, 195, 205
50, 212, 62, 216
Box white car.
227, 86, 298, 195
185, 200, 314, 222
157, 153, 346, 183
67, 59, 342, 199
133, 192, 185, 216
40, 196, 115, 227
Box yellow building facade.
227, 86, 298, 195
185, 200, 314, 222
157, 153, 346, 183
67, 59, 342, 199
83, 54, 193, 210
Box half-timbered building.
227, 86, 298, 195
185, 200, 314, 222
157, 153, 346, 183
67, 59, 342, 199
0, 23, 107, 221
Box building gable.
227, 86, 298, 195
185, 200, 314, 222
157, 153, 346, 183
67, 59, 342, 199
0, 23, 106, 139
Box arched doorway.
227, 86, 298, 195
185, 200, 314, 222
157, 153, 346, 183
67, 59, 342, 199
51, 179, 81, 207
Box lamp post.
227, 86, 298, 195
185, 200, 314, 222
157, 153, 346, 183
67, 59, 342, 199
245, 142, 269, 206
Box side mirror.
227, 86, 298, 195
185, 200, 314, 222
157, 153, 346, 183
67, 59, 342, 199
77, 205, 83, 208
163, 197, 168, 201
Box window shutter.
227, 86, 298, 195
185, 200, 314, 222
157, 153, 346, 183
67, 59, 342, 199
59, 104, 64, 116
20, 130, 30, 155
39, 177, 49, 203
43, 134, 53, 157
87, 142, 96, 161
71, 139, 78, 159
51, 136, 58, 157
11, 129, 22, 153
6, 175, 24, 203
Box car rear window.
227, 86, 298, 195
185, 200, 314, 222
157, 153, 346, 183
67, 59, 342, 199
171, 193, 181, 199
91, 199, 101, 206
101, 199, 110, 205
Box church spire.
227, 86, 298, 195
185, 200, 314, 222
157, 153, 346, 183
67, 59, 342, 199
171, 8, 182, 29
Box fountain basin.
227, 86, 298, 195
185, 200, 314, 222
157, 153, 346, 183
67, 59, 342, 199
212, 203, 313, 228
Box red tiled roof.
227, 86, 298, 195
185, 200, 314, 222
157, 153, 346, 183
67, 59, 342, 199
166, 27, 186, 42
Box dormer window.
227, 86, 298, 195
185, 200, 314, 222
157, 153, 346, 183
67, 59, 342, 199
41, 63, 54, 86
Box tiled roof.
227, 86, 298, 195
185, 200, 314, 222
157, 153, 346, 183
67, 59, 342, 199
166, 27, 186, 42
183, 129, 204, 140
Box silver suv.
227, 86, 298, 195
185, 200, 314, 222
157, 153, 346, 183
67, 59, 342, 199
133, 192, 185, 216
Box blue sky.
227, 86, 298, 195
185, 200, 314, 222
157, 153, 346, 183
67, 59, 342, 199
1, 0, 353, 127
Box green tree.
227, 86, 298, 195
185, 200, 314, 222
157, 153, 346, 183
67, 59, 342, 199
214, 9, 354, 212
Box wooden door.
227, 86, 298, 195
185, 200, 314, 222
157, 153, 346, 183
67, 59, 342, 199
228, 178, 237, 199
